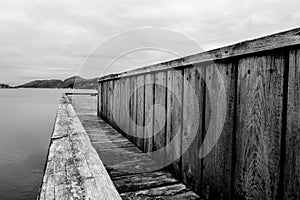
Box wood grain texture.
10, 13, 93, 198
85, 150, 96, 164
71, 95, 200, 200
202, 61, 236, 200
120, 183, 200, 200
284, 49, 300, 200
102, 82, 106, 119
136, 75, 145, 150
124, 78, 131, 136
112, 171, 179, 193
97, 85, 101, 117
118, 78, 126, 135
105, 81, 109, 121
166, 69, 183, 179
129, 77, 137, 144
113, 79, 120, 132
235, 53, 285, 200
153, 71, 167, 164
106, 81, 110, 123
181, 66, 205, 193
38, 95, 121, 200
101, 83, 106, 119
111, 80, 117, 128
108, 80, 114, 126
119, 78, 125, 133
144, 73, 154, 153
96, 29, 300, 199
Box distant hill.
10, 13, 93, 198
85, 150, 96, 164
16, 76, 99, 89
0, 83, 11, 88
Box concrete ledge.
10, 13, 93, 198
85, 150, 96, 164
38, 95, 121, 200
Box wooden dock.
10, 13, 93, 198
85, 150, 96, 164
39, 27, 300, 200
69, 94, 200, 199
96, 27, 300, 200
38, 94, 200, 199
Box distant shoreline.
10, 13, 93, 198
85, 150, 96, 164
10, 75, 99, 90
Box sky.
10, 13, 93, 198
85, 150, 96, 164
0, 0, 300, 85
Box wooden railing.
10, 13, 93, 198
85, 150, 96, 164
96, 27, 300, 200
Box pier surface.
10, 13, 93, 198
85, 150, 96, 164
38, 95, 121, 200
69, 94, 200, 199
39, 94, 200, 200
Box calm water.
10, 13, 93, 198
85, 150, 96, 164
0, 88, 93, 200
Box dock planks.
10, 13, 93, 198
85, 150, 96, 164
38, 95, 121, 200
69, 95, 200, 200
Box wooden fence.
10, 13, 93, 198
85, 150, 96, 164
97, 28, 300, 200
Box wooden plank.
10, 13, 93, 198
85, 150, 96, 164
123, 78, 131, 137
113, 79, 120, 132
98, 28, 300, 82
234, 52, 285, 200
117, 78, 124, 133
98, 84, 101, 117
105, 81, 110, 122
109, 80, 114, 125
181, 66, 205, 193
144, 73, 154, 152
120, 183, 200, 200
39, 96, 121, 200
103, 81, 107, 120
166, 69, 183, 179
100, 83, 105, 118
76, 105, 161, 175
118, 79, 124, 132
106, 81, 111, 124
110, 80, 115, 127
202, 61, 236, 199
284, 49, 300, 199
111, 171, 179, 193
136, 75, 145, 150
129, 77, 137, 144
70, 95, 201, 200
153, 71, 167, 165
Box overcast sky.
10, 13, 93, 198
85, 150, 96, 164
1, 0, 300, 85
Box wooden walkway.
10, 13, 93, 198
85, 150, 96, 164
69, 95, 200, 200
38, 95, 122, 200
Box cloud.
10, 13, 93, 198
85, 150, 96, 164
0, 0, 299, 85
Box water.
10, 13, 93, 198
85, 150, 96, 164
0, 88, 94, 200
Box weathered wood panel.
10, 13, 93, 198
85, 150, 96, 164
113, 79, 120, 132
108, 80, 114, 126
166, 69, 183, 179
136, 75, 145, 150
153, 71, 167, 164
112, 171, 179, 193
144, 73, 154, 152
97, 85, 101, 117
119, 78, 125, 133
71, 95, 200, 200
202, 61, 236, 200
234, 53, 285, 200
39, 96, 121, 200
97, 28, 300, 200
284, 49, 300, 200
102, 83, 106, 119
105, 81, 109, 120
181, 66, 204, 193
124, 78, 131, 136
106, 81, 110, 123
102, 81, 106, 119
120, 183, 200, 200
129, 77, 137, 144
